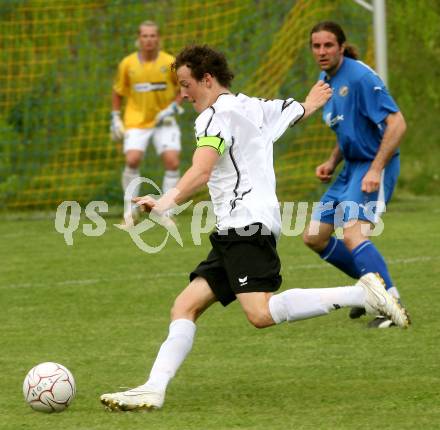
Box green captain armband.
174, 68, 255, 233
196, 136, 225, 155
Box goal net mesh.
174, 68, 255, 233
0, 0, 373, 211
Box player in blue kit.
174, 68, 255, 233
303, 21, 409, 328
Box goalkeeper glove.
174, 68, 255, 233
110, 111, 125, 141
155, 102, 184, 126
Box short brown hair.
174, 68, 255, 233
172, 45, 234, 87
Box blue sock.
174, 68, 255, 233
319, 236, 361, 279
351, 240, 393, 290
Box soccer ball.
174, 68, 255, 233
23, 362, 76, 413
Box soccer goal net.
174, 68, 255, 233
0, 0, 373, 212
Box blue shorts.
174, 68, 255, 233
312, 155, 400, 227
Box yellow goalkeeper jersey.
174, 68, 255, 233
113, 50, 178, 129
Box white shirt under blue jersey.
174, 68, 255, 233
194, 93, 304, 238
320, 57, 399, 161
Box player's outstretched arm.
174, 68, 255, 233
300, 80, 332, 121
134, 146, 219, 214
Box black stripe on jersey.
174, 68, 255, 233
281, 99, 294, 111
228, 136, 240, 207
215, 132, 226, 153
204, 106, 216, 137
230, 188, 252, 214
290, 104, 305, 126
216, 92, 231, 100
228, 137, 252, 213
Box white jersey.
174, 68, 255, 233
194, 93, 304, 238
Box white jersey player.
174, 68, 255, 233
195, 92, 305, 237
100, 45, 409, 412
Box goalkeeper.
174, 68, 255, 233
111, 20, 184, 226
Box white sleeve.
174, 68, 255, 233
194, 108, 231, 156
260, 98, 305, 142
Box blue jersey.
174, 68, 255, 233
320, 57, 399, 161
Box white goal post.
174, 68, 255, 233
353, 0, 388, 85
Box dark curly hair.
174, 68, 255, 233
310, 21, 359, 60
172, 45, 234, 88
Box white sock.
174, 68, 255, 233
122, 166, 140, 216
122, 166, 140, 192
268, 286, 365, 324
144, 319, 196, 393
162, 170, 180, 194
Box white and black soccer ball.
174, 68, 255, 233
23, 362, 76, 413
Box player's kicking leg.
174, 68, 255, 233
238, 273, 410, 329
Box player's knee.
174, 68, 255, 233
125, 155, 142, 169
245, 310, 272, 329
342, 233, 364, 251
163, 157, 179, 171
342, 236, 354, 250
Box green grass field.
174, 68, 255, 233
1, 196, 440, 430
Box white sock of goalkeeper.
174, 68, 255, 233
162, 170, 180, 216
162, 170, 180, 194
144, 319, 196, 393
122, 166, 140, 216
268, 286, 365, 323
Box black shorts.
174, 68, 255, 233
190, 223, 282, 306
